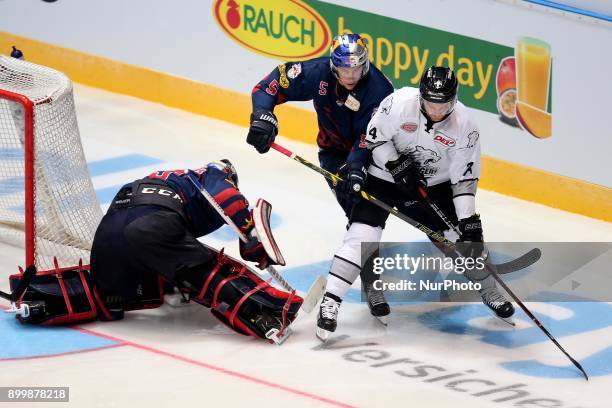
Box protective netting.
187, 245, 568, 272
0, 56, 102, 270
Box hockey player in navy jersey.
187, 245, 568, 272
7, 160, 302, 343
247, 34, 395, 320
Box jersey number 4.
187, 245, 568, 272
368, 127, 377, 140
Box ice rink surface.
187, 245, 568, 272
1, 85, 611, 407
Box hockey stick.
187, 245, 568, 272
1, 265, 37, 318
414, 185, 542, 273
270, 143, 538, 273
186, 173, 292, 290
0, 265, 36, 302
415, 175, 587, 380
272, 143, 587, 380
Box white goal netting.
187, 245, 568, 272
0, 55, 102, 270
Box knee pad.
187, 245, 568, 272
177, 247, 303, 342
335, 222, 383, 267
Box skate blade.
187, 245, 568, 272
316, 327, 331, 342
164, 294, 192, 307
497, 315, 516, 327
265, 327, 292, 345
374, 315, 389, 326
487, 311, 515, 327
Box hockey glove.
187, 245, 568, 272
336, 161, 366, 197
457, 214, 485, 259
385, 153, 425, 196
239, 229, 271, 269
247, 110, 278, 154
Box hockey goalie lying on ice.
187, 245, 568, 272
2, 160, 303, 344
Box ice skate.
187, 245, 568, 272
480, 286, 515, 326
316, 293, 341, 342
364, 282, 390, 325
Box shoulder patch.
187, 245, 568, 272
278, 64, 289, 88
466, 130, 479, 148
401, 122, 418, 133
379, 96, 393, 115
287, 63, 302, 79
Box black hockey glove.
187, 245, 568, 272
247, 110, 278, 154
457, 214, 485, 259
239, 230, 270, 269
336, 161, 366, 197
385, 154, 425, 196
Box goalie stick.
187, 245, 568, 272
271, 142, 587, 380
185, 174, 325, 308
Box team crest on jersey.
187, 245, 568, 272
401, 122, 418, 133
287, 63, 302, 79
407, 146, 441, 177
379, 96, 393, 115
467, 130, 480, 148
277, 64, 290, 88
434, 132, 456, 147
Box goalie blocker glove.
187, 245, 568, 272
247, 110, 278, 154
239, 229, 269, 269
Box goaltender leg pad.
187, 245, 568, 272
252, 198, 286, 266
178, 246, 302, 341
9, 260, 97, 325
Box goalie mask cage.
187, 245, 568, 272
0, 55, 102, 270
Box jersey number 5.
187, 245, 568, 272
318, 81, 328, 96
266, 80, 279, 96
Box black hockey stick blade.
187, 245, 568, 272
0, 290, 11, 301
8, 265, 37, 302
488, 248, 542, 274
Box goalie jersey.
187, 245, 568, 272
147, 164, 251, 237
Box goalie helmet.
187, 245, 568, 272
329, 33, 370, 80
210, 159, 238, 187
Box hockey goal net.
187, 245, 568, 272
0, 55, 102, 270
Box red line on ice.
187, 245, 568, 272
72, 326, 357, 408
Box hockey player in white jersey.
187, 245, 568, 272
317, 66, 514, 341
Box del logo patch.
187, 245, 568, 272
434, 133, 456, 147
401, 122, 417, 133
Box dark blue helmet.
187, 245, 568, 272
209, 159, 238, 187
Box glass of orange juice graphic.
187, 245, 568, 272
515, 37, 552, 138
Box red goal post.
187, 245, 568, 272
0, 55, 102, 270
